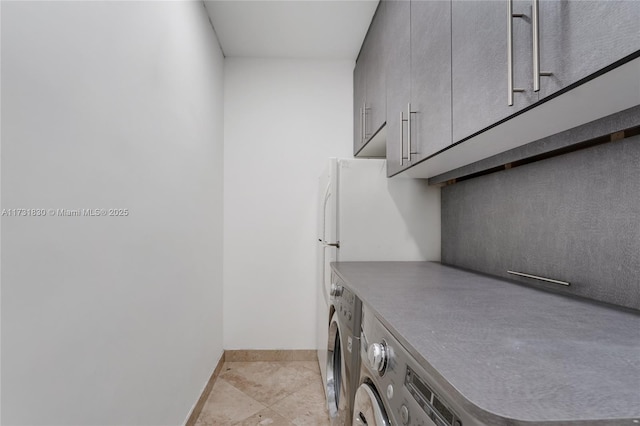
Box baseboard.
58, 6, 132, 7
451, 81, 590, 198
185, 352, 225, 426
224, 349, 317, 362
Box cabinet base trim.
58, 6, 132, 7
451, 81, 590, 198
435, 123, 640, 186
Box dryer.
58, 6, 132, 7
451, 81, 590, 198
356, 304, 481, 426
327, 273, 361, 425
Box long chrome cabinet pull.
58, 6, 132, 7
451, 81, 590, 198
362, 103, 366, 145
359, 107, 363, 146
400, 111, 404, 165
507, 0, 525, 106
400, 105, 417, 166
407, 103, 412, 163
532, 0, 552, 91
407, 103, 418, 163
507, 270, 570, 286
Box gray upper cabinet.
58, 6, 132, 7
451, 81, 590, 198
538, 1, 640, 100
364, 1, 386, 141
354, 2, 387, 156
385, 0, 411, 175
386, 0, 452, 177
353, 54, 366, 153
358, 0, 640, 177
410, 1, 452, 162
452, 0, 537, 143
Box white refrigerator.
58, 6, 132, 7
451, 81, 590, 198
316, 158, 441, 394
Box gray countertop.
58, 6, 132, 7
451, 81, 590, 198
331, 261, 640, 425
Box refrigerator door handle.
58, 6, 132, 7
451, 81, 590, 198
321, 181, 332, 243
318, 239, 340, 249
323, 181, 331, 207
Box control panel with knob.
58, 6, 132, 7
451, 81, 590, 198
330, 277, 360, 332
367, 341, 388, 374
400, 404, 410, 424
360, 304, 468, 426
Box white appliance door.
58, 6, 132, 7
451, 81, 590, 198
316, 158, 338, 398
336, 158, 440, 261
318, 158, 338, 302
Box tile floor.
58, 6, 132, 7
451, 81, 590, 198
195, 361, 331, 425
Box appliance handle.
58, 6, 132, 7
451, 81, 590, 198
323, 180, 331, 207
320, 180, 338, 248
321, 180, 331, 243
318, 239, 340, 249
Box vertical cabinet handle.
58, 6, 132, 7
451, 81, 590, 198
507, 0, 525, 106
360, 106, 363, 145
532, 0, 552, 92
400, 110, 406, 166
359, 108, 364, 145
362, 103, 366, 145
407, 103, 418, 163
407, 103, 412, 163
401, 104, 417, 165
532, 0, 540, 91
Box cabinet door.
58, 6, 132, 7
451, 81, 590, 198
410, 0, 452, 161
363, 1, 387, 141
539, 0, 640, 99
353, 57, 366, 155
452, 0, 537, 143
385, 0, 411, 176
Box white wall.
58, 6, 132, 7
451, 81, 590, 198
223, 58, 353, 349
1, 2, 224, 425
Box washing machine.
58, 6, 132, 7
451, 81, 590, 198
327, 273, 362, 425
356, 304, 481, 426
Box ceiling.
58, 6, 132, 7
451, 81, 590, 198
204, 0, 379, 60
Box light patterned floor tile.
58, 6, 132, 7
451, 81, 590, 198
234, 408, 293, 426
288, 360, 321, 375
195, 379, 265, 425
270, 379, 331, 425
221, 362, 319, 406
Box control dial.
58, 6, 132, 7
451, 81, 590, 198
330, 283, 343, 297
367, 342, 388, 373
400, 405, 410, 424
